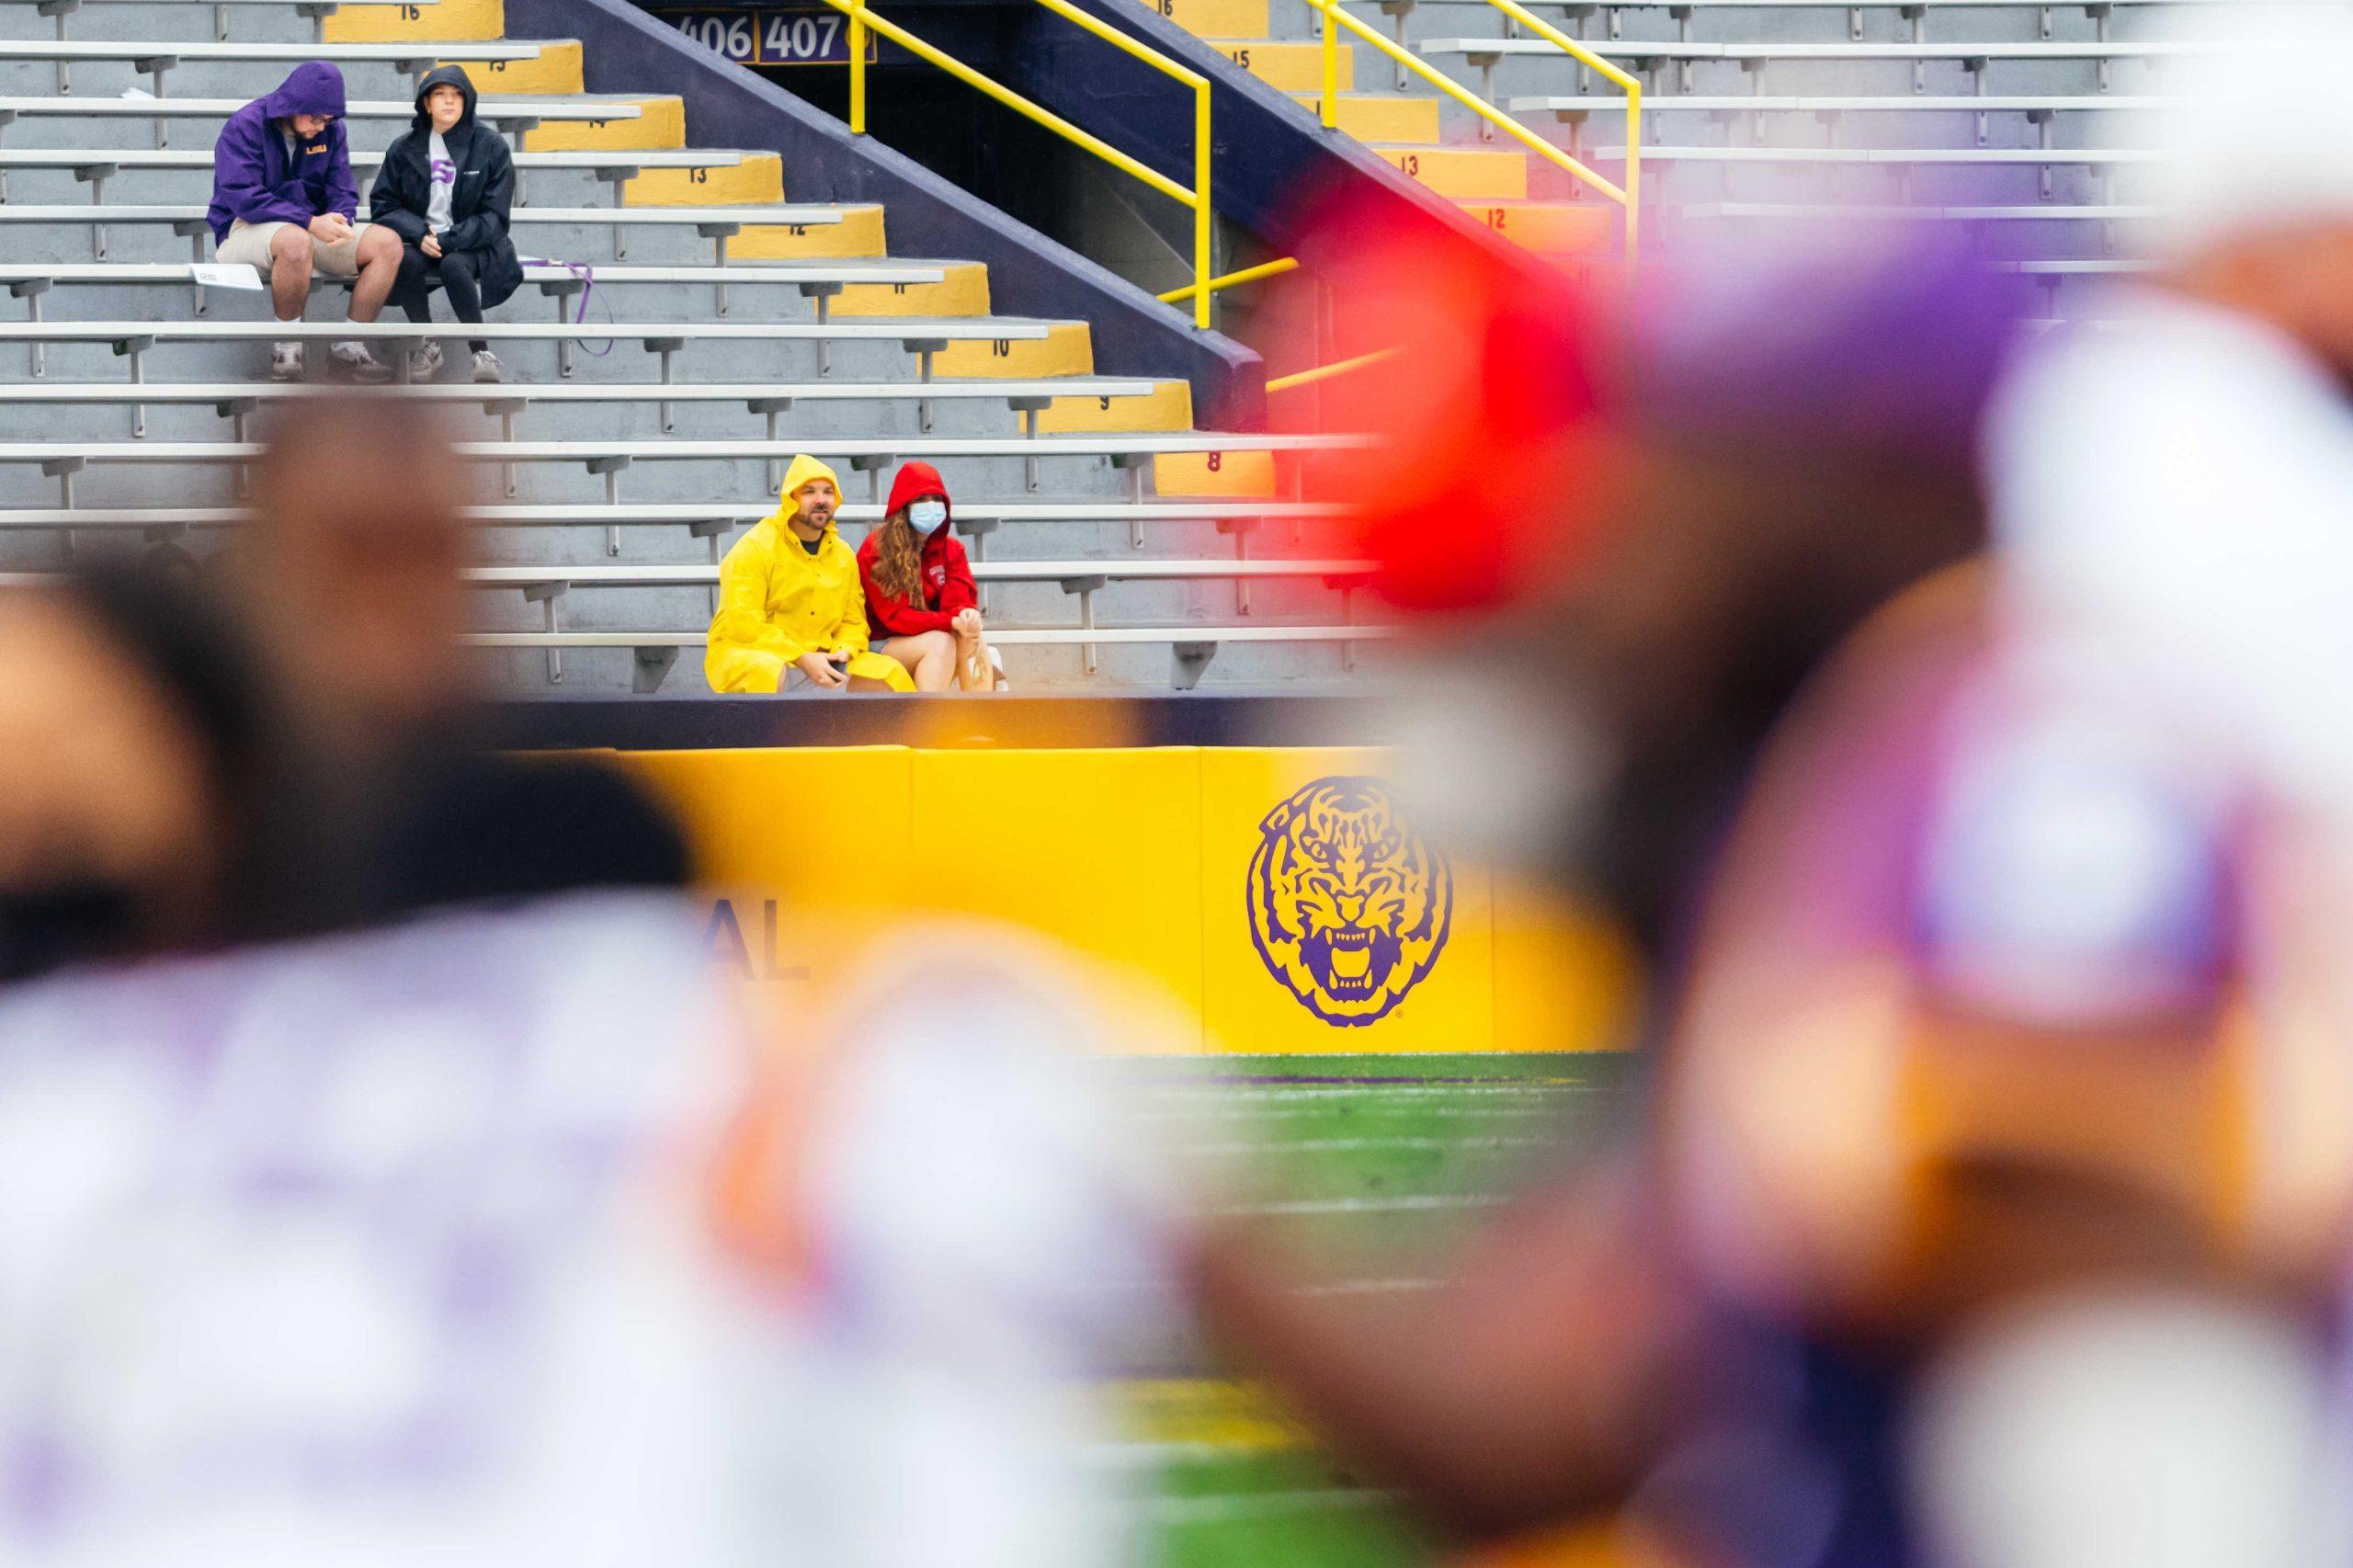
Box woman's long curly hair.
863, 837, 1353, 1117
870, 506, 928, 606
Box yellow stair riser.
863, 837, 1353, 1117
1139, 0, 1268, 37
1211, 40, 1351, 92
732, 206, 889, 258
523, 98, 686, 153
1462, 200, 1616, 254
1293, 92, 1440, 143
437, 41, 583, 95
324, 0, 502, 42
1378, 145, 1526, 199
624, 155, 784, 206
1153, 449, 1276, 497
835, 262, 992, 317
1036, 380, 1193, 434
933, 322, 1094, 379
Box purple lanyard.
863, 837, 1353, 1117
519, 256, 613, 358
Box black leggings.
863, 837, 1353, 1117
395, 242, 487, 354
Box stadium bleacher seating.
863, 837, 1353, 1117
1159, 0, 2220, 304
0, 0, 1369, 691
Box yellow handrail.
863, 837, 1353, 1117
1265, 346, 1396, 392
1313, 0, 1639, 267
1159, 256, 1299, 304
830, 0, 1215, 327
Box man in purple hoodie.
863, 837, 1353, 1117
210, 61, 403, 382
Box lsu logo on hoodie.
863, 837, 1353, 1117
1246, 777, 1451, 1027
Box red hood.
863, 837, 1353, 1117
883, 460, 951, 530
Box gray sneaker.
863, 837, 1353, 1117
269, 341, 303, 381
471, 348, 503, 384
330, 340, 393, 383
406, 339, 445, 381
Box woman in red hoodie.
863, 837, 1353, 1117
857, 461, 1004, 692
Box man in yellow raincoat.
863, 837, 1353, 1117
706, 455, 917, 694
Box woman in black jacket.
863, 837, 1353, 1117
370, 64, 524, 383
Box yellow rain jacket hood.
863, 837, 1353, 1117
705, 455, 915, 693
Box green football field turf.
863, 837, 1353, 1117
1116, 1052, 1643, 1566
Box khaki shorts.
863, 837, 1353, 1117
214, 217, 369, 279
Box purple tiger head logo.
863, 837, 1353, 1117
1245, 777, 1452, 1027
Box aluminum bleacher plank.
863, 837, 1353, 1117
0, 204, 848, 224
0, 317, 1054, 343
0, 149, 747, 168
1423, 36, 2221, 55
1511, 94, 2186, 111
0, 500, 1353, 527
462, 625, 1396, 648
0, 95, 642, 119
0, 432, 1351, 460
0, 39, 541, 59
1676, 202, 2160, 218
1588, 144, 2167, 163
462, 561, 1375, 585
0, 262, 949, 285
0, 378, 1159, 402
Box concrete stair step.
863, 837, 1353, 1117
1152, 448, 1278, 497
933, 321, 1095, 378
524, 98, 686, 153
1291, 91, 1441, 142
1147, 0, 1270, 38
622, 153, 784, 206
835, 260, 992, 317
438, 40, 582, 95
1207, 38, 1352, 90
731, 205, 888, 258
1461, 198, 1614, 252
323, 0, 506, 43
1036, 380, 1194, 433
1374, 142, 1527, 198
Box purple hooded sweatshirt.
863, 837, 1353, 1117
207, 61, 357, 244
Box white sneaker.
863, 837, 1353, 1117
330, 340, 393, 383
270, 341, 303, 381
471, 348, 503, 384
406, 340, 445, 381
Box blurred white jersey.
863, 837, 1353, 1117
0, 896, 1165, 1568
1986, 291, 2353, 819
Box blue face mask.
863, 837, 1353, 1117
908, 500, 948, 530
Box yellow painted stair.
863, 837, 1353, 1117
1153, 0, 1269, 34
439, 40, 584, 96
524, 98, 687, 153
1210, 40, 1352, 91
1461, 199, 1614, 254
932, 322, 1095, 380
835, 260, 992, 317
1373, 143, 1525, 199
1038, 380, 1193, 433
1294, 91, 1438, 142
324, 0, 503, 42
1153, 449, 1278, 497
625, 154, 784, 207
727, 206, 889, 259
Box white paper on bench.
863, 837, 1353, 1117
189, 262, 265, 290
